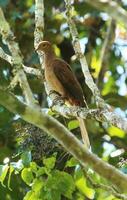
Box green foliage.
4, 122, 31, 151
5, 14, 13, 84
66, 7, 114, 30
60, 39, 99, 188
68, 120, 79, 131
0, 0, 127, 199
21, 168, 34, 185
108, 126, 125, 138
20, 156, 75, 200
43, 156, 56, 170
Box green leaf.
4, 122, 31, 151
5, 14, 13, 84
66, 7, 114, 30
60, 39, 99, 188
21, 151, 31, 167
30, 162, 38, 174
66, 157, 78, 167
23, 190, 33, 200
68, 120, 79, 130
21, 168, 34, 186
108, 126, 125, 138
47, 109, 55, 116
76, 177, 95, 199
43, 170, 75, 199
37, 167, 49, 177
43, 156, 56, 170
32, 178, 44, 191
24, 179, 44, 200
0, 164, 9, 187
8, 165, 14, 190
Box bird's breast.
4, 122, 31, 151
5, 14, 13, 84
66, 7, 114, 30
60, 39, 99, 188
45, 65, 66, 96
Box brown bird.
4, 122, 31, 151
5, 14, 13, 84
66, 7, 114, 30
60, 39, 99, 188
36, 41, 90, 148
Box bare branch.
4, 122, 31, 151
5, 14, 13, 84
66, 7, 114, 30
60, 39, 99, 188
0, 88, 127, 193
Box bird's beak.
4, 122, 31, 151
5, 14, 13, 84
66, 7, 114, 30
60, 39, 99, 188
35, 45, 39, 51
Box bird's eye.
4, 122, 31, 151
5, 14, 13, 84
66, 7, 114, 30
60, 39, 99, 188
43, 44, 46, 47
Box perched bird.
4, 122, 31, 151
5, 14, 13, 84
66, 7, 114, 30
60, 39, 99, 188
36, 41, 90, 148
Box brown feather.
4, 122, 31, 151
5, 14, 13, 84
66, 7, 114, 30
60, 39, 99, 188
37, 41, 90, 148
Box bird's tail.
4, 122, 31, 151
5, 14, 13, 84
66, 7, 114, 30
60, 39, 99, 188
77, 117, 90, 149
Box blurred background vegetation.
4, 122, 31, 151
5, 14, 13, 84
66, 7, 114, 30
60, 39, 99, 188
0, 0, 127, 199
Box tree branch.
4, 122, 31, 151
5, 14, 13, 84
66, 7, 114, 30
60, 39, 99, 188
0, 8, 36, 106
34, 0, 44, 48
34, 0, 44, 71
0, 88, 127, 193
52, 104, 127, 132
0, 47, 42, 78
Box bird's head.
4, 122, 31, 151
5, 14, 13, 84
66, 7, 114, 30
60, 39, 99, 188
36, 41, 52, 53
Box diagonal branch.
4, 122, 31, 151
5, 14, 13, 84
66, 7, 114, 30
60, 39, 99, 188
0, 8, 36, 106
0, 88, 127, 193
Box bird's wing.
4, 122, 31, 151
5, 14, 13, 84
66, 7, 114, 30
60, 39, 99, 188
53, 59, 84, 105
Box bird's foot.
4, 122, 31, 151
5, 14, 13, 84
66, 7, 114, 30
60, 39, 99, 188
52, 96, 65, 107
49, 90, 60, 97
49, 90, 65, 109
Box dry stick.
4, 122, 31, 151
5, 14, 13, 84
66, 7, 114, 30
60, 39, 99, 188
0, 8, 36, 106
85, 0, 127, 29
65, 0, 105, 108
98, 19, 116, 89
0, 88, 127, 193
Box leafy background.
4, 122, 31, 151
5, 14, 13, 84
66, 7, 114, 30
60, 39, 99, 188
0, 0, 127, 199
